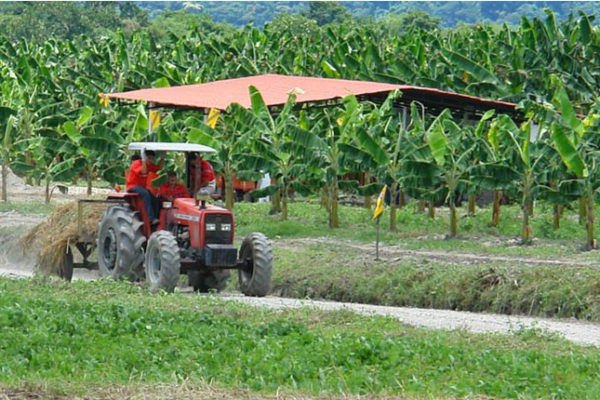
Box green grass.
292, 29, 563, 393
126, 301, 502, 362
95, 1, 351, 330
234, 200, 596, 259
0, 200, 56, 215
1, 277, 600, 399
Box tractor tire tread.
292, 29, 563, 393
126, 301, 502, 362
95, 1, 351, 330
97, 206, 145, 280
239, 232, 272, 297
145, 230, 180, 293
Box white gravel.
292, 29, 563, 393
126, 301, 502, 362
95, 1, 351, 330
223, 294, 600, 347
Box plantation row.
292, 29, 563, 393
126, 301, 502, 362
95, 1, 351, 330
1, 10, 600, 247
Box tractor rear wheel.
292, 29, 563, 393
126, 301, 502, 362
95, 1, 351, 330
188, 270, 230, 293
145, 230, 180, 293
97, 206, 145, 281
238, 232, 272, 297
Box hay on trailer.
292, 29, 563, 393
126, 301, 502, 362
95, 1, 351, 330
21, 200, 108, 277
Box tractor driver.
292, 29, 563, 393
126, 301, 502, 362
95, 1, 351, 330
157, 170, 191, 201
126, 149, 164, 225
189, 152, 216, 195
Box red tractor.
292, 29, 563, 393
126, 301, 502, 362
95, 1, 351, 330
96, 142, 272, 296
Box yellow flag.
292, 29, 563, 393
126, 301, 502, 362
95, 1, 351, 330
150, 110, 161, 129
98, 92, 109, 108
372, 185, 387, 220
207, 108, 220, 128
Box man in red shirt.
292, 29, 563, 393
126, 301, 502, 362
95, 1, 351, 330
157, 171, 190, 201
126, 150, 164, 224
189, 152, 216, 195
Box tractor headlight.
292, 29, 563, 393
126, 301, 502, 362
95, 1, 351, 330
221, 223, 231, 231
206, 223, 216, 231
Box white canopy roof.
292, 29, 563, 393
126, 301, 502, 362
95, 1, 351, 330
128, 142, 216, 153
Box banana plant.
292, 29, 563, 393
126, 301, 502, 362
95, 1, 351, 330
340, 91, 420, 231
0, 113, 16, 201
12, 134, 84, 203
309, 94, 366, 228
0, 67, 18, 201
526, 79, 599, 249
61, 106, 125, 194
486, 113, 549, 244
407, 108, 480, 238
241, 86, 321, 221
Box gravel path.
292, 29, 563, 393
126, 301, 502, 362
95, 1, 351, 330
224, 294, 600, 347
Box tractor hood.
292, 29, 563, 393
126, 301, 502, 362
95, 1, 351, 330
172, 197, 228, 214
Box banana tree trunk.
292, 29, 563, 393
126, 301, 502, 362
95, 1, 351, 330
449, 201, 457, 238
521, 204, 531, 244
281, 184, 289, 221
586, 193, 595, 250
491, 190, 502, 227
468, 194, 476, 216
87, 177, 93, 196
1, 163, 7, 202
521, 172, 533, 244
418, 199, 425, 213
428, 201, 435, 219
329, 178, 339, 228
330, 187, 339, 228
553, 203, 560, 229
389, 183, 398, 231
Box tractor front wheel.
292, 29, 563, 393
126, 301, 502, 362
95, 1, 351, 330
97, 206, 145, 281
238, 232, 272, 297
145, 230, 180, 292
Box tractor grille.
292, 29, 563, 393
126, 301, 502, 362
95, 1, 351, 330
204, 214, 233, 244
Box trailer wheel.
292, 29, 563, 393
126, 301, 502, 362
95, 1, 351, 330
61, 246, 74, 282
97, 206, 145, 281
238, 232, 272, 297
145, 230, 180, 293
188, 270, 230, 293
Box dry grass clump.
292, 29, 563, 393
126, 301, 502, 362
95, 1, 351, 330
21, 200, 108, 277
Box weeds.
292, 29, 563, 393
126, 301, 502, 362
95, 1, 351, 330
1, 278, 600, 398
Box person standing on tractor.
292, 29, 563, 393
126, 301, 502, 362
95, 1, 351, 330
157, 170, 191, 201
189, 152, 216, 195
126, 150, 164, 224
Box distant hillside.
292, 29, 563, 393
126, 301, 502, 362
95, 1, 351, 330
138, 1, 600, 27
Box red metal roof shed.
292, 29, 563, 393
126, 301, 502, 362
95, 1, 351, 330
107, 74, 519, 118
